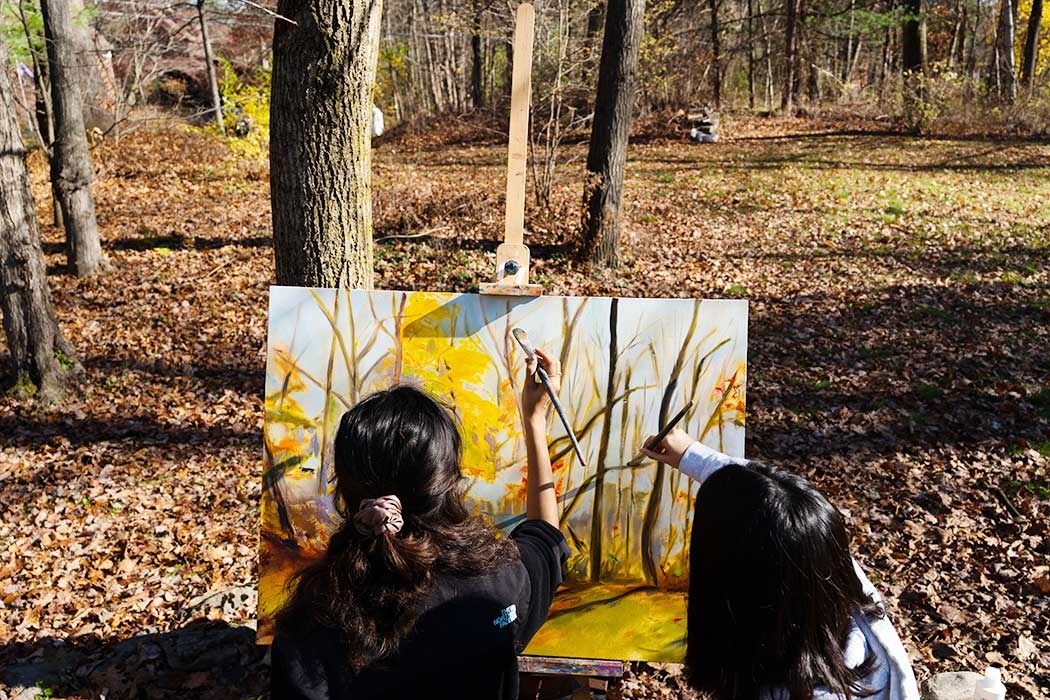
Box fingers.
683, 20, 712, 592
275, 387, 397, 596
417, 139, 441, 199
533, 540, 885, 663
640, 445, 672, 466
534, 347, 561, 377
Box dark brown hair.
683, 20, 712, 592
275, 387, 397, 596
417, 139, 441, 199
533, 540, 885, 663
686, 462, 884, 700
274, 385, 517, 671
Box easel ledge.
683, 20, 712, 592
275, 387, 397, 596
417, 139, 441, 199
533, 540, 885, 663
519, 655, 625, 677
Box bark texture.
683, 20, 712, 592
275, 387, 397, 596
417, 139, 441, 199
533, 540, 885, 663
579, 0, 645, 268
993, 0, 1019, 101
0, 41, 74, 400
1021, 0, 1043, 87
781, 0, 799, 111
271, 0, 383, 289
41, 0, 105, 277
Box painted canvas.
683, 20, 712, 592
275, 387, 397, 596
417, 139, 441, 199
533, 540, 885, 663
259, 287, 747, 662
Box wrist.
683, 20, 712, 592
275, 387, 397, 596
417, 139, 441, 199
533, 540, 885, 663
524, 413, 547, 429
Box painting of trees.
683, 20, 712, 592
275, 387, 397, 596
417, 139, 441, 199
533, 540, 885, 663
258, 287, 747, 662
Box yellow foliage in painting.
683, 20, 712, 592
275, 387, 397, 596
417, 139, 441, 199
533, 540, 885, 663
270, 346, 307, 394
391, 293, 521, 482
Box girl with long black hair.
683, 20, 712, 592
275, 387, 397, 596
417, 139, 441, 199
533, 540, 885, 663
271, 349, 568, 700
641, 430, 920, 700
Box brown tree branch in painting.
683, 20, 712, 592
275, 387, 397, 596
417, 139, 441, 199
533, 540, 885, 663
640, 300, 700, 585
619, 364, 633, 575
392, 292, 406, 384
589, 298, 618, 582
263, 440, 299, 545
318, 292, 340, 495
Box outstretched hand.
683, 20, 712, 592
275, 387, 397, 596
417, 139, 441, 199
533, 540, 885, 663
521, 347, 560, 424
639, 428, 695, 469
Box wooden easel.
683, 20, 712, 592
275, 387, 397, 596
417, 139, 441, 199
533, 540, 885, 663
486, 1, 625, 686
479, 2, 543, 297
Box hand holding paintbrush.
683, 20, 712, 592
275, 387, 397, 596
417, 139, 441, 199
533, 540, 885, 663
517, 337, 563, 527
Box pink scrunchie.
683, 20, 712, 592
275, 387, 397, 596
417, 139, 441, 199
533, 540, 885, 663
353, 495, 404, 536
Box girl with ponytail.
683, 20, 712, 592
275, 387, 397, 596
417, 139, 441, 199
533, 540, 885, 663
271, 349, 568, 700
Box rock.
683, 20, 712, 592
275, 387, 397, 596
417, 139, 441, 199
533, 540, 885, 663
922, 671, 982, 700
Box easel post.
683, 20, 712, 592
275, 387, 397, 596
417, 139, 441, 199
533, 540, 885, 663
479, 2, 543, 297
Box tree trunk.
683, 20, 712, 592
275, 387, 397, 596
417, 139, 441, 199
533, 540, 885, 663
994, 0, 1018, 101
197, 0, 225, 134
1021, 0, 1044, 87
781, 0, 799, 112
41, 0, 105, 277
709, 0, 722, 108
271, 0, 383, 288
578, 0, 646, 268
901, 0, 926, 120
747, 0, 755, 110
589, 298, 618, 583
471, 0, 484, 110
0, 41, 75, 401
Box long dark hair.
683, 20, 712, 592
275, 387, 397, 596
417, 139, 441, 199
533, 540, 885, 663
685, 462, 884, 700
274, 385, 517, 671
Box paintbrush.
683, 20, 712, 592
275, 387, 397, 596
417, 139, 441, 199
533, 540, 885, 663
625, 400, 694, 467
511, 328, 588, 469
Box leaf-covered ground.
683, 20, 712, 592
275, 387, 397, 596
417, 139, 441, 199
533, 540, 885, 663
0, 117, 1047, 699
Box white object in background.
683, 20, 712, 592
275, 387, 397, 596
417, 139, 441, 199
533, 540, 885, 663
372, 106, 385, 138
972, 667, 1006, 700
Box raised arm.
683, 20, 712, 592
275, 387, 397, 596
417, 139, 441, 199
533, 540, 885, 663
520, 347, 560, 528
640, 428, 749, 486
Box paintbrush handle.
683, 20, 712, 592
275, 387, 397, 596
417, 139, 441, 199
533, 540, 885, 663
541, 372, 588, 470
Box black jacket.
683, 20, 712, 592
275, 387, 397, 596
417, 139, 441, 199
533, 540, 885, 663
271, 519, 569, 700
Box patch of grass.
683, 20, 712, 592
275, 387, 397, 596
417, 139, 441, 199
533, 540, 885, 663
1009, 477, 1050, 499
654, 170, 676, 184
55, 349, 76, 371
999, 271, 1026, 285
883, 197, 905, 217
949, 270, 979, 284
724, 283, 748, 296
814, 378, 832, 390
914, 383, 944, 401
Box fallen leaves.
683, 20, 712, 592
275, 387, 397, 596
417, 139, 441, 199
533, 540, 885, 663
0, 115, 1048, 697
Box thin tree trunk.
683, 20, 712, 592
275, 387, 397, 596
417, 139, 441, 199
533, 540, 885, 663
991, 0, 1018, 101
1021, 0, 1044, 87
589, 298, 618, 582
471, 0, 484, 109
41, 0, 105, 276
781, 0, 799, 112
901, 0, 926, 118
197, 0, 225, 134
271, 0, 383, 288
709, 0, 722, 107
747, 0, 755, 109
0, 41, 76, 401
18, 0, 62, 229
579, 0, 646, 267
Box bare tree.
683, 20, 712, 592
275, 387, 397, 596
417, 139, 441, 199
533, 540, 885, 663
41, 0, 106, 276
196, 0, 225, 134
1021, 0, 1044, 88
271, 0, 383, 287
0, 40, 78, 400
578, 0, 645, 267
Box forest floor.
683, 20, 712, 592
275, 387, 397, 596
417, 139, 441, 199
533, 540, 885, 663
0, 114, 1048, 699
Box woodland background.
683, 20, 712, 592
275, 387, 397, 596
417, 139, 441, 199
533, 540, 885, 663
0, 0, 1048, 698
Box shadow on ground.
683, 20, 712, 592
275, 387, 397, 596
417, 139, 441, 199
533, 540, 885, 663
0, 621, 267, 700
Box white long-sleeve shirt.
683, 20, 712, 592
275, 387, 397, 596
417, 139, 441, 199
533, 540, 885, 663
678, 442, 921, 700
